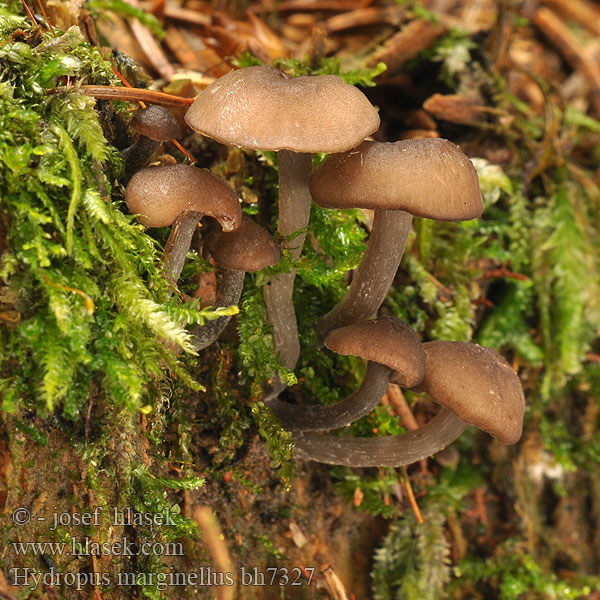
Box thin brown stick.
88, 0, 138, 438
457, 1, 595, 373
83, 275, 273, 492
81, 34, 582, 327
483, 266, 528, 281
387, 384, 425, 522
35, 0, 55, 36
386, 384, 419, 431
20, 0, 39, 27
49, 85, 195, 107
193, 507, 236, 600
401, 466, 423, 524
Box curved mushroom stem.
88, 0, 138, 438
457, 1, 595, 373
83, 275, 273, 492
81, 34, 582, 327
191, 267, 245, 351
263, 150, 312, 372
123, 136, 161, 181
317, 209, 413, 340
293, 407, 467, 467
266, 362, 391, 431
163, 211, 203, 283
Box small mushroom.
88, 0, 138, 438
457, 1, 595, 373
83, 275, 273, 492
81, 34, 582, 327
267, 317, 425, 431
310, 139, 483, 339
193, 216, 280, 351
185, 65, 380, 377
293, 341, 525, 466
125, 164, 242, 280
122, 105, 180, 180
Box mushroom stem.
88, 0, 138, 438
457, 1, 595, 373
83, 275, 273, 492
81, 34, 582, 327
263, 150, 312, 372
191, 267, 245, 351
123, 136, 161, 181
317, 209, 413, 340
163, 211, 203, 282
266, 362, 391, 431
293, 407, 468, 467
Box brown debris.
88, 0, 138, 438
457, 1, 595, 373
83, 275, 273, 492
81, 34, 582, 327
540, 0, 600, 37
320, 564, 351, 600
164, 26, 231, 76
275, 0, 368, 12
96, 15, 154, 73
405, 109, 438, 130
532, 6, 600, 115
161, 3, 211, 26
322, 5, 405, 33
368, 18, 447, 74
246, 10, 288, 60
130, 18, 175, 79
400, 128, 440, 139
423, 93, 491, 125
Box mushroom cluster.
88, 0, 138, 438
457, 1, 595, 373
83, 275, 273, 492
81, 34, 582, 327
123, 65, 526, 469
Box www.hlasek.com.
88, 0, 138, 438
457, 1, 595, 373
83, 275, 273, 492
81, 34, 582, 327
9, 567, 316, 591
12, 537, 183, 558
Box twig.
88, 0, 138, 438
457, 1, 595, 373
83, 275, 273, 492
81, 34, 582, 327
193, 507, 236, 600
386, 384, 419, 430
386, 384, 426, 522
49, 85, 195, 107
400, 466, 423, 524
320, 564, 350, 600
20, 0, 39, 28
483, 266, 528, 281
35, 0, 55, 36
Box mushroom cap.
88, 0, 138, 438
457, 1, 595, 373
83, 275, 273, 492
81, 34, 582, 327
310, 139, 483, 221
184, 65, 380, 153
324, 317, 426, 388
125, 164, 242, 231
206, 215, 280, 272
131, 105, 180, 142
415, 341, 525, 444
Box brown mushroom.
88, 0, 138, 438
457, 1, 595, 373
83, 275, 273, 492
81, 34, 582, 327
185, 65, 380, 380
310, 139, 483, 339
125, 164, 242, 280
324, 317, 425, 388
293, 341, 525, 466
267, 317, 425, 431
123, 105, 180, 180
193, 216, 280, 351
